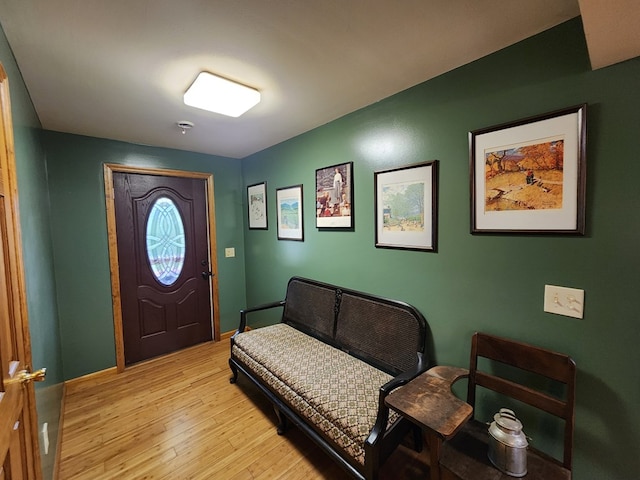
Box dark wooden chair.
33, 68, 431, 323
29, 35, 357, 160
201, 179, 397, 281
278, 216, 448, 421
439, 332, 576, 480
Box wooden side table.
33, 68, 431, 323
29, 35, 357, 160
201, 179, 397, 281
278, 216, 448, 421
385, 366, 472, 480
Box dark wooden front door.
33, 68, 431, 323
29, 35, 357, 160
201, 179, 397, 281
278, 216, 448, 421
113, 172, 213, 365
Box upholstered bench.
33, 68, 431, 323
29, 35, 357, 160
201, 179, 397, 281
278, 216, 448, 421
229, 277, 431, 480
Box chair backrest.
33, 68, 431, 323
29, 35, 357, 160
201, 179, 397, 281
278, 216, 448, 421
467, 332, 576, 470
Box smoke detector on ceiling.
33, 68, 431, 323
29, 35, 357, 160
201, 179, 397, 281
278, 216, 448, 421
177, 120, 194, 134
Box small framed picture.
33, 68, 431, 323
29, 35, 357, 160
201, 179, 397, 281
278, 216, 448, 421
276, 184, 304, 241
315, 162, 353, 229
374, 160, 438, 252
247, 182, 267, 230
471, 104, 587, 234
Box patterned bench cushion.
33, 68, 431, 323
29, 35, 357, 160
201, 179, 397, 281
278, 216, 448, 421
232, 323, 399, 466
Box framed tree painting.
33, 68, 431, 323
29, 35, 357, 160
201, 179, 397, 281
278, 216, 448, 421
471, 104, 587, 234
374, 160, 438, 252
315, 161, 353, 229
276, 184, 304, 241
247, 181, 267, 229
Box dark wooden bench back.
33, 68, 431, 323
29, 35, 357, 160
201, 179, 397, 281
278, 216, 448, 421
468, 332, 576, 470
282, 277, 336, 342
282, 277, 428, 375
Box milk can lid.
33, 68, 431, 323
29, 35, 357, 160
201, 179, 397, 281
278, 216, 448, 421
494, 408, 523, 433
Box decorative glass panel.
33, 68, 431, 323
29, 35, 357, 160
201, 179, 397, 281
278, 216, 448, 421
146, 197, 185, 286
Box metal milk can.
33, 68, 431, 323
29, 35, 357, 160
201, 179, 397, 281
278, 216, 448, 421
488, 408, 528, 477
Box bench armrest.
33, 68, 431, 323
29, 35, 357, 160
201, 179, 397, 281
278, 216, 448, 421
381, 363, 427, 395
236, 300, 286, 334
366, 353, 429, 449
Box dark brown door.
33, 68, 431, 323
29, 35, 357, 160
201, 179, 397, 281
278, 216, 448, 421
113, 172, 213, 365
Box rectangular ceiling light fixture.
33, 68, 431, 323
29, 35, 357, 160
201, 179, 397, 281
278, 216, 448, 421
184, 72, 261, 117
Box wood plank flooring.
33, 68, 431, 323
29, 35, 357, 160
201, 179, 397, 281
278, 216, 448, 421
58, 339, 430, 479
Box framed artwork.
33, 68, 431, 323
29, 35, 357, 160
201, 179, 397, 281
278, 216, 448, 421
374, 160, 438, 252
247, 182, 268, 229
276, 184, 304, 241
471, 104, 587, 235
315, 161, 353, 229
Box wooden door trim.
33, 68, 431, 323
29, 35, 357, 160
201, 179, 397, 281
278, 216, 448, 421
0, 64, 40, 479
103, 164, 220, 373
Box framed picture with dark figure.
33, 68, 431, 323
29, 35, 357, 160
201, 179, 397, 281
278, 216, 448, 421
315, 162, 353, 229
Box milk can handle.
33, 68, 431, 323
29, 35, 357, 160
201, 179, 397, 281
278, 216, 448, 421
498, 408, 517, 421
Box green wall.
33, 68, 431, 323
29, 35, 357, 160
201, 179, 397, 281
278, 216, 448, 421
3, 13, 639, 480
241, 19, 640, 480
43, 132, 248, 379
0, 23, 63, 480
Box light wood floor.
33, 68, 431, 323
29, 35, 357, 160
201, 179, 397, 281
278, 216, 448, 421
58, 338, 430, 479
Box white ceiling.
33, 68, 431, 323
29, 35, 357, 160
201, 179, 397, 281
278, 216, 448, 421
0, 1, 638, 159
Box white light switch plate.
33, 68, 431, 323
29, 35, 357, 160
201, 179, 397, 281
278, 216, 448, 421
224, 247, 235, 258
544, 285, 584, 319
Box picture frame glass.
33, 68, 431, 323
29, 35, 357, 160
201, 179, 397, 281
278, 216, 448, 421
247, 182, 267, 229
375, 161, 437, 251
276, 185, 304, 241
315, 162, 353, 228
471, 105, 586, 234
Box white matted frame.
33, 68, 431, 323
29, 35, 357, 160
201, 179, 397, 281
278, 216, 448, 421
471, 104, 587, 235
375, 160, 438, 252
247, 181, 268, 229
276, 184, 304, 241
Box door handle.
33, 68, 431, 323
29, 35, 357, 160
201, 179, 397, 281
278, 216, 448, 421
18, 367, 47, 384
201, 271, 213, 279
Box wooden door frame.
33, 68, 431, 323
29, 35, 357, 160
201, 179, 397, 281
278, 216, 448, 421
0, 64, 41, 479
103, 164, 220, 373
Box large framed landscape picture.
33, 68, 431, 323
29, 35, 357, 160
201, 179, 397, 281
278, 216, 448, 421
375, 160, 438, 252
276, 184, 304, 241
471, 104, 586, 234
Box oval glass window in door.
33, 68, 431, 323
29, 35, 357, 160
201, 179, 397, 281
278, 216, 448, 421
146, 196, 186, 286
